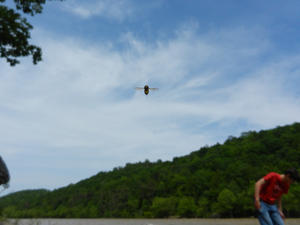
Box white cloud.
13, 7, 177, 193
62, 0, 135, 21
222, 58, 300, 127
0, 25, 299, 193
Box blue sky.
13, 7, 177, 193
0, 0, 300, 195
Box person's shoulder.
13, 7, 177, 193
269, 172, 280, 176
264, 172, 280, 180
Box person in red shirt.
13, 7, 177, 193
254, 168, 299, 225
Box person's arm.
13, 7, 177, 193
254, 178, 266, 209
277, 196, 285, 219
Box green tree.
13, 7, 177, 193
283, 185, 300, 217
197, 196, 210, 217
177, 197, 197, 218
151, 197, 177, 218
0, 0, 61, 66
214, 188, 237, 217
2, 206, 17, 217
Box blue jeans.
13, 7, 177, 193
257, 200, 284, 225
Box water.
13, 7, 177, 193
6, 218, 300, 225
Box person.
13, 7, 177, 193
254, 168, 299, 225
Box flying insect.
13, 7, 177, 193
135, 85, 159, 95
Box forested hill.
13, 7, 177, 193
1, 123, 300, 218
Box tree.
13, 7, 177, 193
0, 0, 60, 66
214, 188, 237, 217
177, 197, 197, 218
151, 197, 177, 218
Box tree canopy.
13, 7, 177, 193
0, 0, 60, 66
0, 122, 299, 218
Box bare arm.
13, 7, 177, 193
254, 178, 266, 209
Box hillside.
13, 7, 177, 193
0, 123, 300, 218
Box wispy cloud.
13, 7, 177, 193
61, 0, 136, 21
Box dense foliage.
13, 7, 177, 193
0, 0, 61, 66
0, 123, 300, 218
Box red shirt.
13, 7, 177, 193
260, 172, 290, 204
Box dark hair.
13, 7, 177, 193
285, 168, 300, 182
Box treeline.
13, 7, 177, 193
0, 123, 300, 218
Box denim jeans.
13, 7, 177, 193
257, 200, 285, 225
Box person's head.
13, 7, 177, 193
284, 168, 300, 184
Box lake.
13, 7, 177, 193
5, 218, 300, 225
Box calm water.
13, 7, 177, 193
6, 218, 300, 225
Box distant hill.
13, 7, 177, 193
0, 122, 300, 218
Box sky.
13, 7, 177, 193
0, 0, 300, 195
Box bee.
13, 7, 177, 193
135, 85, 159, 95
